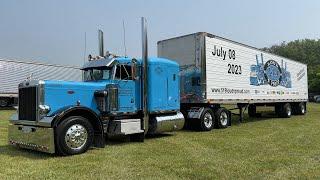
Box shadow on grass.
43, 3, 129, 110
0, 134, 174, 159
146, 133, 172, 139
0, 144, 54, 159
231, 111, 295, 126
106, 133, 173, 146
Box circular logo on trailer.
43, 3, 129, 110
264, 60, 282, 87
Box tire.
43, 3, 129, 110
0, 98, 8, 107
199, 108, 215, 131
130, 132, 145, 142
275, 104, 282, 116
55, 116, 94, 155
296, 102, 306, 115
281, 103, 292, 118
248, 104, 256, 117
180, 109, 190, 129
215, 108, 230, 129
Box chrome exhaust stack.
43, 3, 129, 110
141, 17, 149, 134
98, 29, 104, 57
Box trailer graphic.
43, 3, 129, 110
250, 53, 292, 88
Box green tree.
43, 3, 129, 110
262, 39, 320, 93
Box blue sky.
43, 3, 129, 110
0, 0, 319, 66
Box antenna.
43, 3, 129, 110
83, 32, 87, 63
122, 20, 127, 57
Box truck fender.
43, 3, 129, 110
50, 105, 105, 148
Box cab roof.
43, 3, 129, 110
81, 57, 178, 70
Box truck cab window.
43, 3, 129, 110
115, 65, 132, 80
83, 68, 112, 81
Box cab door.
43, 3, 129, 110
167, 66, 179, 108
114, 64, 137, 113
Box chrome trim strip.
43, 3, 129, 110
8, 123, 55, 153
10, 113, 53, 127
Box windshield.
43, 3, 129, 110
83, 68, 113, 81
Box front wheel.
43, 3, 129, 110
55, 116, 94, 155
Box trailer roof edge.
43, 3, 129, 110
157, 32, 308, 66
0, 58, 81, 69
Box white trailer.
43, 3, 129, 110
0, 58, 82, 107
158, 32, 308, 131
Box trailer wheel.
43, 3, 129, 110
296, 102, 306, 115
0, 98, 8, 107
199, 108, 215, 131
275, 104, 282, 116
55, 116, 94, 155
215, 108, 230, 129
248, 104, 256, 117
281, 103, 292, 118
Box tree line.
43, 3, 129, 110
262, 39, 320, 93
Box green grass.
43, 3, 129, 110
0, 104, 320, 179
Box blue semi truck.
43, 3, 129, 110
8, 18, 308, 155
8, 18, 186, 155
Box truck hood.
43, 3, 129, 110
44, 80, 109, 116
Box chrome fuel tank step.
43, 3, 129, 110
148, 112, 185, 134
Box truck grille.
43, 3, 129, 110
19, 87, 37, 120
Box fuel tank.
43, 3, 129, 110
148, 112, 185, 134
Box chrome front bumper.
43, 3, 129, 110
8, 123, 55, 153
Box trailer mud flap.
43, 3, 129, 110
8, 124, 55, 153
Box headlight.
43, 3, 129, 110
39, 105, 51, 115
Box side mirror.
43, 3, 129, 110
131, 59, 139, 80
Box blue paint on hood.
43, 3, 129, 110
44, 80, 108, 115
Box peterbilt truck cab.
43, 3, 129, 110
8, 18, 184, 155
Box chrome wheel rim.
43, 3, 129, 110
287, 108, 292, 116
301, 105, 305, 114
220, 112, 228, 126
65, 124, 88, 150
203, 112, 213, 128
0, 100, 7, 107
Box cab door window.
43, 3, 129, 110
114, 64, 132, 80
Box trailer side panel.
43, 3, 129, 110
205, 36, 308, 103
0, 59, 82, 97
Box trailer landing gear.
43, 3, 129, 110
230, 104, 248, 123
